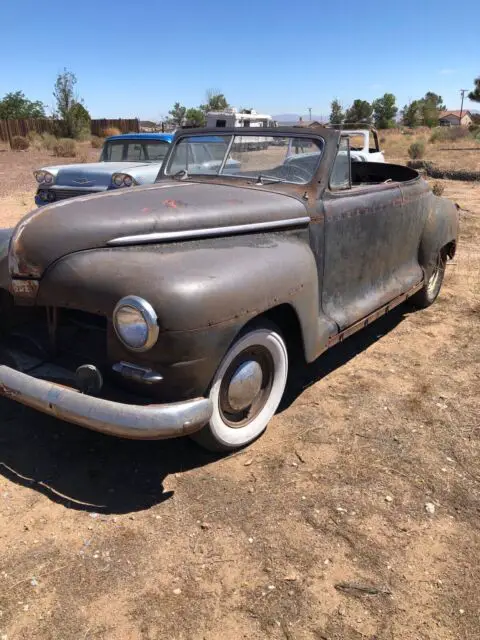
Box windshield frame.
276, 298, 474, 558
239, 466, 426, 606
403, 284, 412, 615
162, 130, 325, 186
100, 138, 170, 163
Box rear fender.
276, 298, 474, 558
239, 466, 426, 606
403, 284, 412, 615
418, 195, 458, 278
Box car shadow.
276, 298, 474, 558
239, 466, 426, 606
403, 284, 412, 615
0, 304, 411, 515
280, 303, 409, 411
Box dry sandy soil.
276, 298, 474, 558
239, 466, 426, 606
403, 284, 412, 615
0, 145, 479, 640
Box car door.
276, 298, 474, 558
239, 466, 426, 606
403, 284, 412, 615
368, 130, 385, 163
321, 136, 424, 329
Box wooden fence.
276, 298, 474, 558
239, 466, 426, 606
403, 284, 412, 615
0, 118, 139, 145
90, 119, 139, 137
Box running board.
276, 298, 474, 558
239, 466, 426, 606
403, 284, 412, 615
326, 281, 424, 349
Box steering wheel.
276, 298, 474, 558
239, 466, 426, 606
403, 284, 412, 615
280, 162, 312, 183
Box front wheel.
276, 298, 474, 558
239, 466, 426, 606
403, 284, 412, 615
191, 322, 288, 452
411, 249, 447, 308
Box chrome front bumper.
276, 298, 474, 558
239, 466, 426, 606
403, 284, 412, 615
0, 365, 212, 440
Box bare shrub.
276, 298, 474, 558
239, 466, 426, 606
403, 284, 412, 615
432, 182, 445, 196
102, 127, 121, 137
10, 136, 29, 151
408, 141, 425, 159
76, 126, 91, 142
27, 131, 43, 149
52, 138, 77, 158
90, 135, 103, 149
41, 133, 57, 150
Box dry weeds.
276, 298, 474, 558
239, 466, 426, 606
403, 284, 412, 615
381, 129, 480, 172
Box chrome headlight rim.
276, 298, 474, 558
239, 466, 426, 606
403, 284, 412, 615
112, 172, 136, 188
34, 170, 55, 185
113, 295, 159, 352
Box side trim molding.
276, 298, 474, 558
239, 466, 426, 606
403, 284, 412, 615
107, 216, 311, 246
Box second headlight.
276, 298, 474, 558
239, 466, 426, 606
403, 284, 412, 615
112, 173, 136, 188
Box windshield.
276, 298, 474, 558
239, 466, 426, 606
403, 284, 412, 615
164, 134, 323, 184
101, 139, 170, 163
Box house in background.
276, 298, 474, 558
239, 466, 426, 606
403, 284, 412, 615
438, 110, 473, 127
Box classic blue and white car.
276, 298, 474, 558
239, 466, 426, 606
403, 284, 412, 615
33, 133, 173, 205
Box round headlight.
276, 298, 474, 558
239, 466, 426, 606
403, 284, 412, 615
112, 174, 124, 187
43, 172, 53, 184
123, 175, 133, 187
34, 171, 45, 183
113, 296, 159, 352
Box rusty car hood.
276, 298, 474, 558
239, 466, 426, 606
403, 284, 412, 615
9, 180, 308, 279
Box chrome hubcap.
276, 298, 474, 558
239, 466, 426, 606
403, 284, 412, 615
227, 360, 263, 412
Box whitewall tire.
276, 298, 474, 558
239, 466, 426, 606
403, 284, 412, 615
192, 322, 288, 452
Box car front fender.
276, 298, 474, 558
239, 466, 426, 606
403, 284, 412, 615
126, 164, 163, 185
36, 231, 323, 398
38, 229, 322, 353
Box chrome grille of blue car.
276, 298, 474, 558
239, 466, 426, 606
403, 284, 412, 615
53, 188, 97, 200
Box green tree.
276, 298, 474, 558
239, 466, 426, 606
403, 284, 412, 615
0, 91, 45, 119
372, 93, 398, 129
53, 69, 90, 138
420, 92, 446, 127
469, 77, 480, 102
199, 89, 229, 114
401, 100, 421, 127
344, 99, 373, 124
184, 108, 205, 127
168, 102, 187, 126
329, 99, 344, 125
69, 102, 91, 138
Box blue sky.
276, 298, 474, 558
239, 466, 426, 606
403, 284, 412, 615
1, 0, 479, 120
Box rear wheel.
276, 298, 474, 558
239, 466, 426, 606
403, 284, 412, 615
411, 249, 447, 308
191, 322, 288, 452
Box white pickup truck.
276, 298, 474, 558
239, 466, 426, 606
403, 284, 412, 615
329, 126, 385, 163
286, 125, 385, 164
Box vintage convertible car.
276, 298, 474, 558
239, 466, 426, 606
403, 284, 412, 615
0, 126, 458, 451
33, 132, 173, 205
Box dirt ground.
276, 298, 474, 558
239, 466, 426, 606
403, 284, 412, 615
0, 149, 479, 639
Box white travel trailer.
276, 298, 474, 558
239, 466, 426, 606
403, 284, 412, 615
206, 109, 277, 150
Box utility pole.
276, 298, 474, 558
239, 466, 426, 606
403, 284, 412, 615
308, 107, 312, 121
459, 89, 468, 124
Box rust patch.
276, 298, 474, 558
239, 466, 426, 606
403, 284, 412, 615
10, 279, 39, 303
0, 383, 20, 399
162, 199, 188, 209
